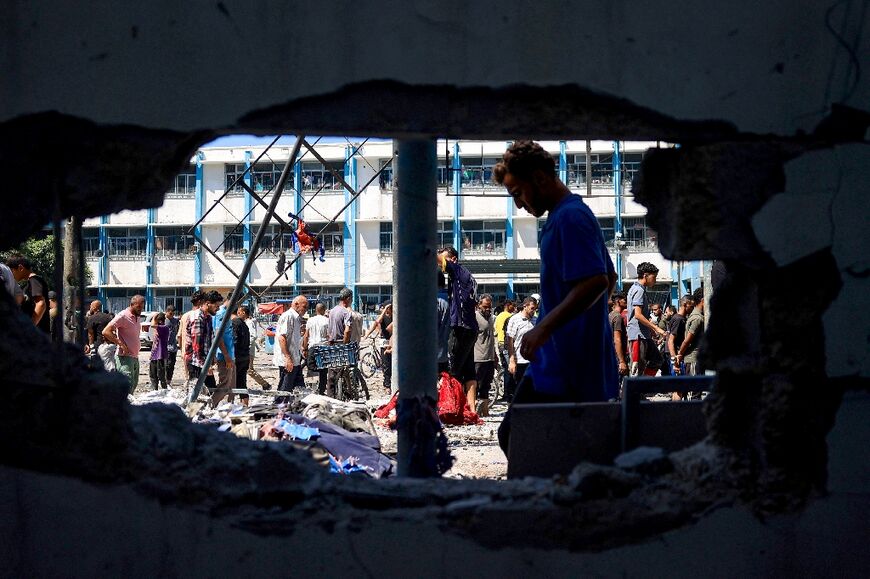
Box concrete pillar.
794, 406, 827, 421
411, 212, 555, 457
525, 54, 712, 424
344, 145, 357, 291
194, 151, 204, 289
394, 139, 439, 478
505, 140, 514, 299
145, 208, 156, 311
98, 215, 108, 305
452, 142, 461, 251
294, 158, 303, 285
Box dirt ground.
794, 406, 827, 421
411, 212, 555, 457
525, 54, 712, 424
132, 346, 508, 480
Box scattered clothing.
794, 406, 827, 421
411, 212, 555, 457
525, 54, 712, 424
375, 373, 482, 427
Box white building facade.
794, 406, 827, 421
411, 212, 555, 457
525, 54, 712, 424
84, 139, 689, 315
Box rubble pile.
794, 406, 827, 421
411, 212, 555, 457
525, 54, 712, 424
133, 388, 394, 479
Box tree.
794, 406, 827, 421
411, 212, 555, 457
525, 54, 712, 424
1, 234, 58, 287
1, 232, 93, 291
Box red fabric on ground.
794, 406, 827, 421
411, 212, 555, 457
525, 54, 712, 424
374, 392, 398, 419
374, 373, 482, 426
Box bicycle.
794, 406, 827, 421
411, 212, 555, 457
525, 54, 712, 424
310, 342, 370, 402
359, 337, 386, 379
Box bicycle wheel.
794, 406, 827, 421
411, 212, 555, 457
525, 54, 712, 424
492, 369, 504, 401
355, 367, 370, 401
360, 352, 378, 379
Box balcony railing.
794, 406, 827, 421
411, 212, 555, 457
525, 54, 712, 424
461, 244, 506, 258
606, 238, 659, 252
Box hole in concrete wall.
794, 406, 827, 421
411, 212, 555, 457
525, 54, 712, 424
0, 80, 860, 552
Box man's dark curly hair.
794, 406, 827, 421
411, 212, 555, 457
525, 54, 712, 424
493, 140, 556, 184
204, 290, 223, 304
637, 262, 660, 277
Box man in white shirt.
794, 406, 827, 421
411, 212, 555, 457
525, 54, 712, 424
273, 295, 308, 395
505, 297, 538, 394
303, 302, 329, 394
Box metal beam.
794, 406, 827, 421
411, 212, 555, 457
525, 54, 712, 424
247, 158, 393, 299
186, 136, 303, 406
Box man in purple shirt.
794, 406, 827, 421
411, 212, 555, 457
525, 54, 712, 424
438, 246, 479, 405
149, 312, 169, 390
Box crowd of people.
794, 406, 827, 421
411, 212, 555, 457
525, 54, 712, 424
609, 266, 706, 399
3, 141, 709, 464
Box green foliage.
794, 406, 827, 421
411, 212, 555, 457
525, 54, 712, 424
1, 234, 93, 289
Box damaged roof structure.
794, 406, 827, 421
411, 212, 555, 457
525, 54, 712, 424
1, 1, 868, 576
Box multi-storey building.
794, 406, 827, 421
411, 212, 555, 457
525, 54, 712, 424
84, 139, 701, 315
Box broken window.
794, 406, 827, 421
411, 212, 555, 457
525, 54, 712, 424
107, 227, 147, 258
306, 222, 343, 254
621, 217, 657, 250
222, 225, 245, 255
154, 287, 193, 312
251, 162, 294, 193
437, 220, 454, 248
154, 226, 195, 257
357, 285, 393, 314
251, 224, 294, 254
379, 221, 393, 253
82, 227, 101, 257
301, 160, 346, 193
224, 163, 247, 196
460, 219, 506, 257
166, 165, 196, 198
460, 156, 502, 190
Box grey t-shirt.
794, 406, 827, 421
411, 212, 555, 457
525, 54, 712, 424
474, 311, 496, 362
626, 281, 649, 341
327, 304, 352, 343
683, 311, 705, 363
349, 310, 363, 343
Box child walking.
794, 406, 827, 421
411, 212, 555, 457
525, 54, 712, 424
150, 312, 170, 390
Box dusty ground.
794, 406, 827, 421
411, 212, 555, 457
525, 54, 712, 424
132, 346, 508, 479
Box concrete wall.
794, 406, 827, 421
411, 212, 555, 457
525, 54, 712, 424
1, 392, 866, 577
4, 2, 866, 137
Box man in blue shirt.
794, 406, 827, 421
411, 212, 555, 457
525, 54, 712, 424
211, 293, 236, 407
493, 140, 618, 455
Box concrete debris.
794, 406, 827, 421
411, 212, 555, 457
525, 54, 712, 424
133, 387, 393, 479
614, 446, 673, 476
567, 463, 642, 500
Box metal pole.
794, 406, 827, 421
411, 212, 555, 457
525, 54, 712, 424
186, 136, 303, 406
52, 200, 64, 371
394, 139, 439, 478
613, 141, 623, 285
585, 140, 592, 197
76, 219, 86, 346
187, 135, 282, 233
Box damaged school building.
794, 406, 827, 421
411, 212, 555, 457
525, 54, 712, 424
1, 1, 868, 576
